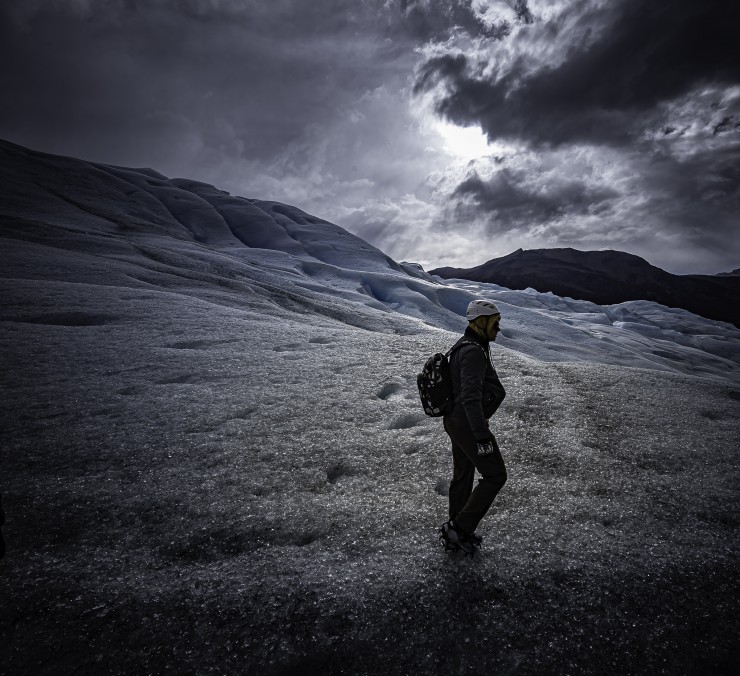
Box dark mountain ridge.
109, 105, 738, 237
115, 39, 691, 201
431, 248, 740, 328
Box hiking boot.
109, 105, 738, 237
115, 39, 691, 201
471, 532, 482, 548
438, 522, 456, 551
439, 520, 476, 555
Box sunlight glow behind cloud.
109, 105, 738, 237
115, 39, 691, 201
434, 121, 492, 160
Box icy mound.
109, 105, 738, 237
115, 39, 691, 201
0, 140, 400, 273
0, 139, 476, 333
436, 278, 740, 382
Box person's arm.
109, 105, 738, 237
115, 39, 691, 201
484, 369, 506, 418
458, 346, 491, 441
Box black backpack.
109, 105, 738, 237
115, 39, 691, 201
416, 340, 479, 417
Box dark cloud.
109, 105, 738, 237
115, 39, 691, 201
0, 0, 410, 171
513, 0, 534, 25
452, 168, 618, 236
414, 54, 468, 95
414, 0, 740, 146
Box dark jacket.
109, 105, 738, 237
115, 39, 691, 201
446, 327, 506, 441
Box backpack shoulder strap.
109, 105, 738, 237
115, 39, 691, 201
447, 339, 490, 367
446, 339, 484, 358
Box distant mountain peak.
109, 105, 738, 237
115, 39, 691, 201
430, 248, 740, 327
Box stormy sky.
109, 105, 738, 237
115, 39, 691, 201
2, 0, 739, 274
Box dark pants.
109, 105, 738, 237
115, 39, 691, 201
0, 492, 4, 560
443, 416, 507, 536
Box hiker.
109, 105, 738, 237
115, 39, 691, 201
440, 300, 507, 554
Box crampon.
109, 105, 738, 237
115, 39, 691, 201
438, 521, 477, 556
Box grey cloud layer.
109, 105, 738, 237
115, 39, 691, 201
1, 0, 738, 274
1, 2, 401, 166
0, 0, 519, 169
0, 0, 491, 266
395, 0, 515, 41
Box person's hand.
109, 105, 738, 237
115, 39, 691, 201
477, 439, 496, 456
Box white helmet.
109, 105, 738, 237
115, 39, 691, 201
466, 299, 501, 321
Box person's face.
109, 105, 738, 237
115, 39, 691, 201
484, 314, 501, 341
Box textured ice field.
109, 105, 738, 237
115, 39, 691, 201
1, 140, 739, 672
1, 281, 738, 673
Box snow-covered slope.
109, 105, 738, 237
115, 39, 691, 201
1, 139, 738, 383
